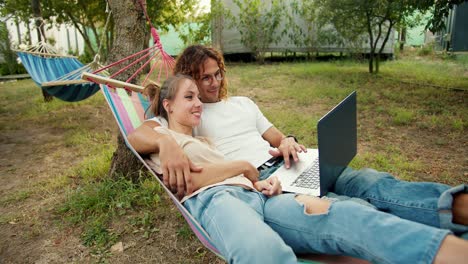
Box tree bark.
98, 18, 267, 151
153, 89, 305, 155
107, 0, 148, 181
399, 27, 406, 52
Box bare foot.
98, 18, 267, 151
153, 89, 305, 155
434, 235, 468, 264
453, 193, 468, 225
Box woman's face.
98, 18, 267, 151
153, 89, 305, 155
168, 79, 203, 128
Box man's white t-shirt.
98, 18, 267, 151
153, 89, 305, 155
148, 96, 274, 168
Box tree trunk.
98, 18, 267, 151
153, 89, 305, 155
399, 27, 406, 52
31, 0, 53, 102
375, 53, 380, 74
368, 53, 374, 73
107, 0, 148, 180
108, 134, 145, 181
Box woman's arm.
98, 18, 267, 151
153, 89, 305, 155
128, 121, 201, 198
190, 160, 259, 192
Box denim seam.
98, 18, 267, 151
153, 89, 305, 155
366, 196, 436, 211
419, 230, 450, 264
264, 220, 390, 264
265, 201, 389, 264
204, 210, 229, 259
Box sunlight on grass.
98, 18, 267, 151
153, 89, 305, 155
0, 190, 31, 206
263, 108, 319, 146
381, 59, 467, 89
351, 151, 423, 181
390, 107, 416, 125
1, 53, 466, 260
58, 175, 163, 250
75, 148, 114, 183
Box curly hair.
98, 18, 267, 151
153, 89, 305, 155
173, 45, 228, 100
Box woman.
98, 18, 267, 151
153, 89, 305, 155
144, 77, 282, 202
145, 74, 468, 264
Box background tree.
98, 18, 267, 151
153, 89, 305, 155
0, 20, 26, 75
226, 0, 285, 63
105, 0, 147, 180
282, 0, 308, 58
311, 0, 399, 74
48, 0, 110, 60
105, 0, 200, 178
1, 0, 200, 177
310, 0, 466, 74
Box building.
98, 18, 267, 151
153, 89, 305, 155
212, 0, 394, 56
434, 1, 468, 52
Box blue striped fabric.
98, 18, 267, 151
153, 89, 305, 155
16, 52, 99, 102
100, 84, 225, 259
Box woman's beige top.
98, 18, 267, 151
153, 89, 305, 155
149, 126, 254, 202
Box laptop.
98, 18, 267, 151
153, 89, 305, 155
267, 91, 357, 197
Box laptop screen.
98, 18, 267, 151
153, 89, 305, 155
317, 91, 357, 195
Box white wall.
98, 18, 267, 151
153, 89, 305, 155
4, 17, 85, 55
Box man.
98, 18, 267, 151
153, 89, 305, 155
128, 45, 468, 236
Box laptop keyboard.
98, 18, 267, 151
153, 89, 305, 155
291, 159, 319, 189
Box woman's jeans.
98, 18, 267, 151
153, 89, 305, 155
184, 185, 450, 264
184, 167, 467, 263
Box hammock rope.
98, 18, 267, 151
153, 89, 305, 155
84, 18, 174, 93
14, 10, 114, 102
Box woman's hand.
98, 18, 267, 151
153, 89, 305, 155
254, 176, 282, 197
240, 161, 259, 183
159, 137, 202, 199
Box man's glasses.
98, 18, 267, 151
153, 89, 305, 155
200, 70, 224, 85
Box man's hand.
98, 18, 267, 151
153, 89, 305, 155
159, 138, 202, 199
254, 176, 282, 197
269, 137, 307, 169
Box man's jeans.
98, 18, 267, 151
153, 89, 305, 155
333, 167, 468, 235
184, 185, 450, 264
259, 165, 468, 235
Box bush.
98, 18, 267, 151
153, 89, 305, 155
417, 43, 434, 56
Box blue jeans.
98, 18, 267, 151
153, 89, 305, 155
333, 167, 468, 235
184, 185, 450, 264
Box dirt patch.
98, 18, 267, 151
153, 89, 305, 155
0, 91, 221, 263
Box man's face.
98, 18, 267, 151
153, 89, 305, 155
196, 58, 222, 103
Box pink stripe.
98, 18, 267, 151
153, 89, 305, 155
110, 91, 133, 134
174, 201, 221, 255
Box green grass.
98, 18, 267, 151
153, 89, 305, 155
228, 55, 467, 184
58, 174, 163, 250
1, 52, 466, 260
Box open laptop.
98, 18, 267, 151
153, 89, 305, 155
267, 91, 357, 197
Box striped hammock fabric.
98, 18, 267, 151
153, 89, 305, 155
101, 84, 365, 264
17, 51, 100, 102
100, 84, 225, 259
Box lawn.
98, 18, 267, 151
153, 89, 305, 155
0, 53, 466, 263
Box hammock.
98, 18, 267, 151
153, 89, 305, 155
95, 82, 369, 264
16, 51, 101, 102
82, 1, 367, 262
14, 12, 112, 102
99, 83, 224, 258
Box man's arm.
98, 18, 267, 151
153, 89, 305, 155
128, 121, 201, 198
262, 126, 306, 168
127, 120, 161, 154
